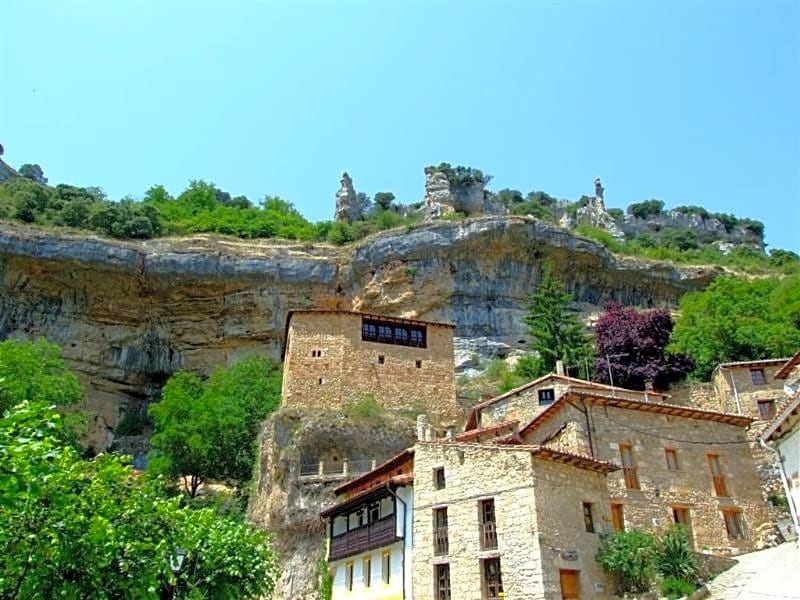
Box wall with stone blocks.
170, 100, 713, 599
282, 312, 458, 423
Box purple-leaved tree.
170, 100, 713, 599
594, 302, 692, 391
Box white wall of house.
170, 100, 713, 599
330, 485, 414, 600
777, 425, 800, 534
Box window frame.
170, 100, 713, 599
481, 557, 504, 600
619, 443, 640, 490
361, 317, 427, 348
363, 557, 371, 588
665, 448, 679, 471
582, 501, 595, 533
435, 563, 452, 600
433, 507, 449, 556
750, 368, 766, 385
757, 399, 776, 420
479, 498, 498, 550
722, 509, 746, 540
434, 467, 446, 490
381, 550, 391, 584
708, 453, 729, 497
538, 388, 556, 406
611, 503, 625, 532
345, 561, 354, 591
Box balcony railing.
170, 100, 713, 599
434, 526, 449, 555
712, 475, 729, 497
480, 522, 498, 550
623, 467, 640, 490
329, 515, 397, 561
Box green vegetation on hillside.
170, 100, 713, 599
669, 275, 800, 379
147, 356, 282, 497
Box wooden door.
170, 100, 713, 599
611, 503, 625, 532
560, 570, 580, 600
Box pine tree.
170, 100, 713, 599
523, 262, 594, 377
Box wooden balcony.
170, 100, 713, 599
480, 522, 498, 550
329, 515, 398, 561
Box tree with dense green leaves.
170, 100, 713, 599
18, 163, 47, 185
0, 401, 278, 599
373, 192, 395, 211
627, 199, 664, 219
148, 356, 282, 496
670, 275, 800, 379
523, 262, 594, 376
596, 529, 657, 594
0, 339, 83, 415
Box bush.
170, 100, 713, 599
660, 576, 695, 600
434, 163, 491, 186
343, 394, 383, 422
628, 199, 664, 219
655, 525, 698, 582
115, 411, 151, 436
13, 192, 37, 222
596, 530, 657, 593
513, 354, 544, 381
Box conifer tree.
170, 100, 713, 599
523, 262, 594, 377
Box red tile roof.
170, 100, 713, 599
775, 350, 800, 380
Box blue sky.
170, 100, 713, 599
2, 0, 798, 251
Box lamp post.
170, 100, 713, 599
169, 547, 186, 599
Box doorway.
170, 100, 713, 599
559, 569, 580, 600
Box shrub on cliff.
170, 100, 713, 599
148, 356, 282, 496
627, 199, 664, 219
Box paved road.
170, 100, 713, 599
707, 542, 800, 599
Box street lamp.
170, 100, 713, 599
170, 547, 186, 575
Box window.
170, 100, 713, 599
368, 503, 380, 523
311, 349, 322, 357
363, 557, 371, 587
434, 508, 449, 555
619, 444, 640, 490
611, 503, 625, 532
479, 499, 497, 550
582, 502, 595, 533
435, 564, 452, 600
708, 454, 728, 497
382, 550, 391, 584
378, 355, 385, 365
345, 562, 354, 591
361, 317, 428, 348
758, 400, 776, 420
665, 449, 679, 471
434, 467, 446, 490
481, 557, 504, 600
416, 360, 422, 369
722, 509, 746, 539
538, 388, 555, 405
672, 507, 691, 538
750, 368, 766, 385
317, 377, 323, 385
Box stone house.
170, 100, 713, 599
282, 310, 458, 424
320, 439, 618, 600
517, 390, 772, 554
320, 449, 415, 600
711, 358, 788, 422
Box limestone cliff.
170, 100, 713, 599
0, 217, 719, 446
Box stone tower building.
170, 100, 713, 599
281, 310, 459, 424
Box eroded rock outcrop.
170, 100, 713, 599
0, 217, 720, 447
333, 172, 361, 223
422, 166, 505, 218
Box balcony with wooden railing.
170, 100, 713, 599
434, 526, 449, 556
329, 515, 398, 561
480, 522, 498, 550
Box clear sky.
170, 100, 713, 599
2, 0, 798, 251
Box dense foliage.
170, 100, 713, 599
0, 401, 278, 599
523, 262, 593, 377
433, 162, 491, 186
596, 529, 657, 593
627, 199, 665, 219
148, 356, 282, 496
655, 526, 697, 582
594, 303, 692, 390
0, 338, 83, 415
670, 275, 800, 379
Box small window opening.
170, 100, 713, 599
750, 368, 766, 385
416, 360, 422, 368
434, 467, 446, 490
318, 377, 323, 385
378, 355, 385, 365
582, 502, 595, 533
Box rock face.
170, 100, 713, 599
622, 211, 764, 251
247, 407, 416, 600
0, 158, 17, 183
333, 172, 361, 223
423, 166, 505, 218
0, 217, 720, 447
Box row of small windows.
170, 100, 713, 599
362, 318, 427, 348
342, 550, 392, 591
378, 355, 423, 368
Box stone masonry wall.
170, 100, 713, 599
411, 442, 614, 600
533, 459, 614, 599
282, 312, 459, 424
411, 443, 544, 599
524, 402, 772, 554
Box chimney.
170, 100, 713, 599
416, 414, 429, 441
556, 360, 565, 377
446, 425, 457, 441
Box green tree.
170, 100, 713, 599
18, 163, 47, 185
523, 262, 594, 376
148, 356, 282, 496
627, 199, 664, 219
13, 192, 37, 222
373, 192, 395, 211
670, 275, 800, 379
0, 339, 83, 415
0, 401, 278, 599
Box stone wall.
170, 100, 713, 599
524, 401, 773, 554
281, 312, 458, 424
411, 442, 613, 600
